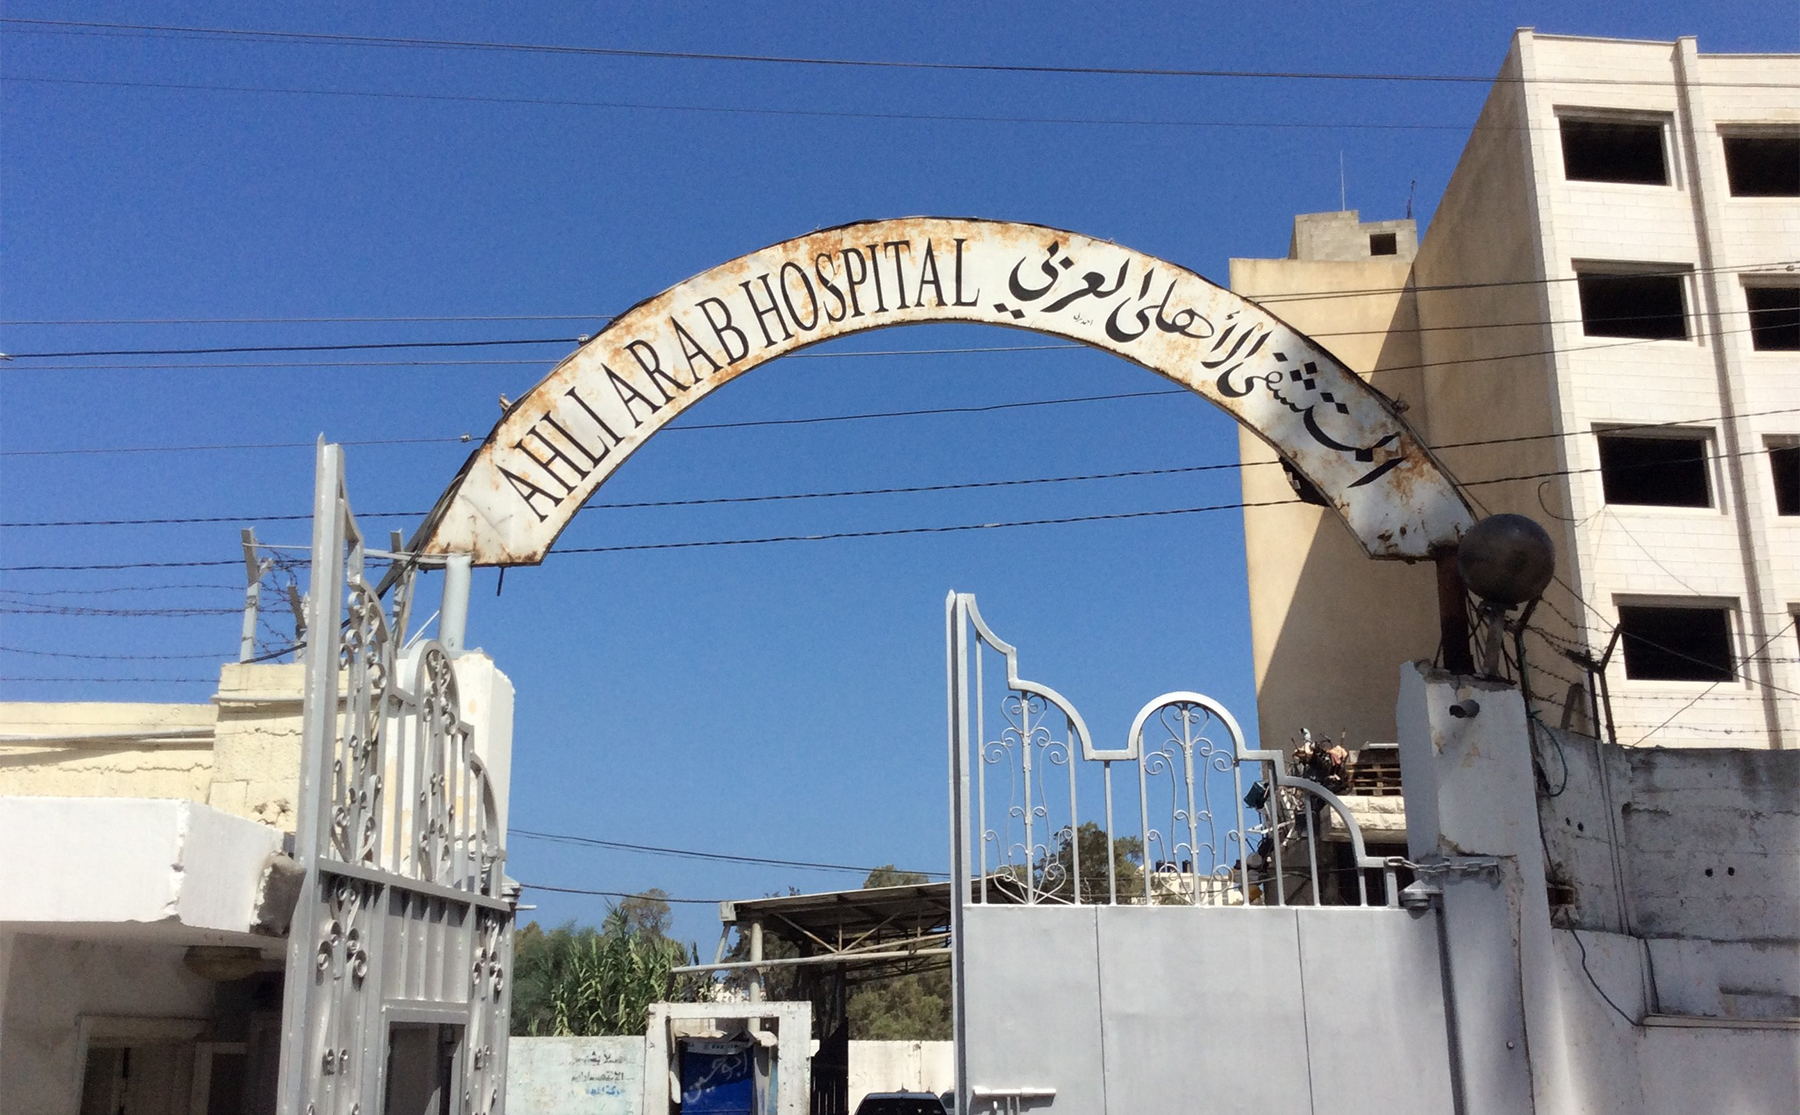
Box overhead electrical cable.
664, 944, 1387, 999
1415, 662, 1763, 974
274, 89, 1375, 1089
2, 319, 1788, 460
5, 259, 1789, 360
0, 498, 1305, 571
4, 404, 1796, 529
512, 827, 947, 878
2, 18, 1790, 88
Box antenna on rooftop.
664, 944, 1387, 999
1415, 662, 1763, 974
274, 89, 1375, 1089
1406, 179, 1416, 220
1339, 152, 1347, 211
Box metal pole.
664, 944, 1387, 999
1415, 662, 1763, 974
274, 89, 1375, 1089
240, 529, 263, 664
748, 919, 765, 1003
1436, 550, 1476, 675
440, 553, 472, 654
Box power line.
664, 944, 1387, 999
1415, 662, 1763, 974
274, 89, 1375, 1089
4, 343, 1087, 372
513, 827, 946, 879
0, 74, 1490, 135
2, 313, 1788, 459
0, 497, 1305, 571
515, 882, 724, 905
0, 434, 474, 459
0, 602, 243, 615
0, 646, 229, 660
4, 18, 1789, 88
0, 460, 1245, 527
0, 583, 242, 594
3, 336, 578, 360
0, 312, 609, 326
6, 262, 1789, 361
0, 675, 217, 683
6, 403, 1796, 530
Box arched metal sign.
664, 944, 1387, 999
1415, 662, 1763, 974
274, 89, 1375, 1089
418, 218, 1472, 563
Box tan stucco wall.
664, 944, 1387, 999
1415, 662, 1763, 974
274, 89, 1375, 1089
0, 700, 217, 803
0, 663, 307, 831
1232, 256, 1440, 748
207, 662, 306, 830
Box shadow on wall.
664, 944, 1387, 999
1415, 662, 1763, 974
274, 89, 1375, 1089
1253, 313, 1442, 750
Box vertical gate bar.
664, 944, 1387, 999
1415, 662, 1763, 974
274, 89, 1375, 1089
1269, 761, 1288, 907
974, 639, 987, 905
1183, 712, 1200, 906
1101, 762, 1117, 906
1305, 807, 1321, 904
945, 593, 970, 1115
1065, 715, 1079, 905
276, 441, 349, 1115
1137, 747, 1154, 904
1021, 700, 1034, 904
1233, 754, 1251, 906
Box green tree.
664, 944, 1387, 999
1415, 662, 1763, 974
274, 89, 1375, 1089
845, 867, 951, 1041
1036, 821, 1144, 904
509, 891, 702, 1037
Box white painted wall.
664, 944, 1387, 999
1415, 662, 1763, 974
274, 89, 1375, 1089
959, 903, 1455, 1115
847, 1041, 953, 1110
505, 1036, 646, 1115
0, 797, 281, 935
1398, 662, 1800, 1115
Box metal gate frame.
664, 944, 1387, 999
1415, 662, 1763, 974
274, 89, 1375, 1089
946, 591, 1396, 1112
276, 442, 514, 1115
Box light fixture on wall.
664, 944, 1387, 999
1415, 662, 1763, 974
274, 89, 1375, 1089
1457, 514, 1556, 678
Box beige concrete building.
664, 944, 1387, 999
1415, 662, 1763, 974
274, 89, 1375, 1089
1237, 30, 1800, 753
0, 655, 514, 1115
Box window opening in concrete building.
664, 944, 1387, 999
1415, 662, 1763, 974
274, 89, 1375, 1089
1617, 603, 1736, 682
1770, 440, 1800, 516
1722, 132, 1800, 196
1745, 285, 1800, 350
1577, 269, 1689, 339
1560, 118, 1668, 184
1597, 432, 1711, 507
1368, 231, 1398, 256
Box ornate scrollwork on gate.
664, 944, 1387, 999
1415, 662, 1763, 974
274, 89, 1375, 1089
952, 593, 1397, 910
1132, 697, 1247, 906
278, 443, 515, 1115
331, 580, 392, 869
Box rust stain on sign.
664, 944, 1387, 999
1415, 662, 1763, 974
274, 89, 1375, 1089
417, 217, 1474, 565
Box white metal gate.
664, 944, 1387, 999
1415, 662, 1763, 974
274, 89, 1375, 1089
945, 593, 1454, 1115
276, 443, 514, 1115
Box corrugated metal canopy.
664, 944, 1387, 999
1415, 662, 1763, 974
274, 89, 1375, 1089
720, 881, 959, 948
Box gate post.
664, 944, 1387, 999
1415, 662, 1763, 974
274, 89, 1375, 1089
276, 442, 353, 1115
1397, 663, 1550, 1115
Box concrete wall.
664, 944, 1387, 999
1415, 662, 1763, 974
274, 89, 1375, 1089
504, 1037, 955, 1115
0, 797, 284, 936
1536, 725, 1800, 1021
506, 1036, 646, 1115
0, 935, 218, 1115
0, 700, 218, 803
205, 663, 307, 830
1399, 662, 1800, 1115
960, 904, 1455, 1115
0, 654, 513, 839
1231, 254, 1438, 749
848, 1041, 953, 1110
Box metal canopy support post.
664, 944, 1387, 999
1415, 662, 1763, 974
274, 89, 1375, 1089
440, 552, 472, 655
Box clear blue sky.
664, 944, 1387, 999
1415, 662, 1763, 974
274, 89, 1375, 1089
2, 2, 1791, 946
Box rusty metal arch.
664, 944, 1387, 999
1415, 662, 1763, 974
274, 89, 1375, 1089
416, 218, 1472, 564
